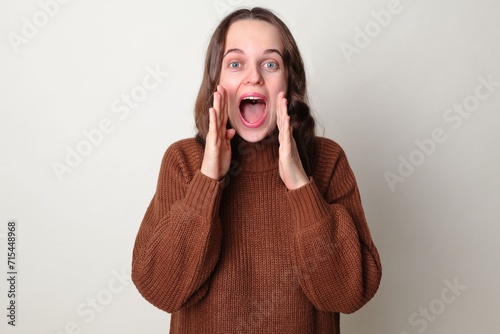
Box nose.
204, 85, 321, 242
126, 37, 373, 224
245, 64, 263, 85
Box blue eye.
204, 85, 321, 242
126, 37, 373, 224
264, 62, 278, 69
229, 62, 241, 69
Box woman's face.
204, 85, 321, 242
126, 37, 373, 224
219, 19, 288, 143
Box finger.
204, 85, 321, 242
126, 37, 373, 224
280, 93, 287, 133
224, 128, 236, 151
213, 89, 221, 134
276, 92, 282, 132
218, 85, 226, 135
220, 85, 228, 127
215, 86, 222, 136
286, 116, 291, 144
282, 95, 288, 116
208, 108, 216, 143
281, 97, 288, 139
216, 85, 222, 115
226, 128, 236, 140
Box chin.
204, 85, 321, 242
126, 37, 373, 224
235, 125, 274, 143
237, 129, 264, 143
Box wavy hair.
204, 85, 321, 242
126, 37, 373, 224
194, 7, 317, 176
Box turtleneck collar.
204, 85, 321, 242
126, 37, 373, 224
230, 127, 280, 172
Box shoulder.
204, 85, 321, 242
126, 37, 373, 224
313, 136, 353, 193
159, 137, 204, 182
314, 136, 346, 160
314, 136, 349, 170
166, 137, 204, 160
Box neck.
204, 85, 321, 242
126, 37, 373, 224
230, 128, 279, 172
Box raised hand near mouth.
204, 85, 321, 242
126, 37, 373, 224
200, 85, 236, 181
276, 92, 309, 190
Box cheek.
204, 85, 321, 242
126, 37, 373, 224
281, 81, 288, 95
220, 77, 237, 99
220, 83, 237, 109
226, 89, 238, 113
219, 74, 234, 98
270, 76, 288, 97
225, 90, 239, 126
268, 101, 278, 123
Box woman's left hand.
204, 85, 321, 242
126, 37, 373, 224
276, 92, 309, 190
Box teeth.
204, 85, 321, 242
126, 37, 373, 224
243, 96, 263, 101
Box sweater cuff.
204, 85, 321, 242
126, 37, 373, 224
183, 169, 225, 220
286, 176, 331, 230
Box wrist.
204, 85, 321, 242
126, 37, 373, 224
200, 167, 224, 182
286, 174, 309, 190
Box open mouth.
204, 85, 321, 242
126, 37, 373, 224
238, 93, 268, 128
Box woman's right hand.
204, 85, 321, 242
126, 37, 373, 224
200, 85, 236, 181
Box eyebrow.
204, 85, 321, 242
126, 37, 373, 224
222, 48, 283, 59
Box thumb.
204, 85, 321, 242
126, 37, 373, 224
227, 128, 236, 139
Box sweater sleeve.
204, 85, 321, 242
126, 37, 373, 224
286, 145, 382, 314
131, 142, 225, 313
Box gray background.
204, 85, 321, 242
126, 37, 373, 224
1, 0, 499, 333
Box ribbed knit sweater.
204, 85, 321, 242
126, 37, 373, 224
132, 129, 382, 333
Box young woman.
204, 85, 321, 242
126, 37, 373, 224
132, 7, 382, 333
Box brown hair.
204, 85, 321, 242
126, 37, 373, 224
194, 7, 317, 176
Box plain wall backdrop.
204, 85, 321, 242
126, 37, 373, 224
1, 0, 499, 333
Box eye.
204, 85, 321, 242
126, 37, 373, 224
264, 62, 278, 70
229, 62, 241, 69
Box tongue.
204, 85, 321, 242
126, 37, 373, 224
241, 102, 266, 123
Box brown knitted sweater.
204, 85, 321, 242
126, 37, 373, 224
132, 130, 382, 333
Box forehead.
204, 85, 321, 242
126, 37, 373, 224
224, 19, 283, 53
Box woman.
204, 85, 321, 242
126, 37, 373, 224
132, 7, 382, 333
